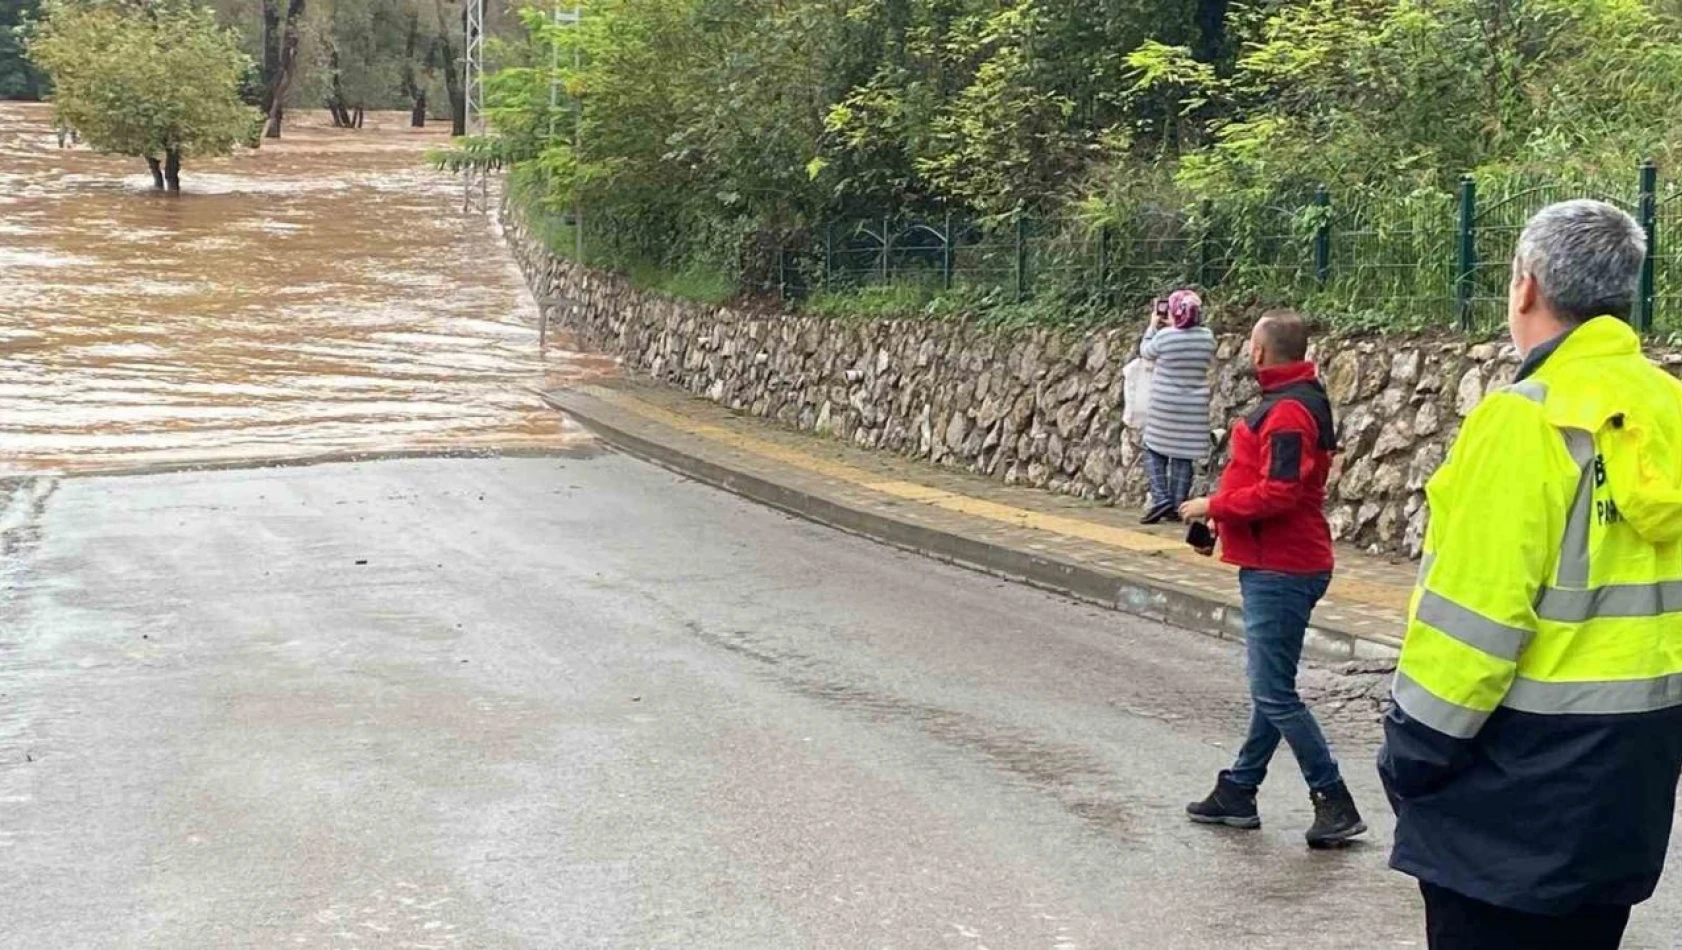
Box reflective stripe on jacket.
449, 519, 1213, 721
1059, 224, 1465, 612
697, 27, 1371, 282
1380, 315, 1682, 914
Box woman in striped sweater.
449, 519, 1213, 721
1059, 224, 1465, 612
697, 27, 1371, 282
1140, 289, 1216, 524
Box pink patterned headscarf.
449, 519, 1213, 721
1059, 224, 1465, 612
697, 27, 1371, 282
1168, 289, 1203, 330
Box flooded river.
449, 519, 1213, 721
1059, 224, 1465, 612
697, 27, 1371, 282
0, 102, 606, 475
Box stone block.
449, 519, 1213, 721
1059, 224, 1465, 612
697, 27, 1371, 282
1413, 400, 1441, 437
1086, 335, 1111, 372
1372, 419, 1414, 459
1324, 350, 1362, 403
1455, 366, 1484, 417
945, 411, 971, 451
1339, 457, 1375, 501
1390, 349, 1422, 391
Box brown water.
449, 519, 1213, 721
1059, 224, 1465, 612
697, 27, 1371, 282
0, 102, 608, 476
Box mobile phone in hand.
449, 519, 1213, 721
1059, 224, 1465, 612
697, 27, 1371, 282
1186, 521, 1216, 557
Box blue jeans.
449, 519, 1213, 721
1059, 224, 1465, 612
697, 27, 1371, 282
1226, 569, 1342, 792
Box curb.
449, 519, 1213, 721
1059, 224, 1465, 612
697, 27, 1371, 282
543, 388, 1398, 662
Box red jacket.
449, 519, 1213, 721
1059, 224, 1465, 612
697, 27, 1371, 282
1207, 361, 1336, 575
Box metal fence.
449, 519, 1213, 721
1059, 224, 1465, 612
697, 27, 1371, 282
780, 161, 1681, 333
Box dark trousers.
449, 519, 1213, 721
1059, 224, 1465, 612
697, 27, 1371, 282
1145, 449, 1195, 511
1421, 884, 1631, 950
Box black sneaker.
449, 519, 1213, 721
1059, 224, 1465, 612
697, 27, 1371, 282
1140, 501, 1177, 525
1186, 773, 1261, 829
1306, 781, 1368, 849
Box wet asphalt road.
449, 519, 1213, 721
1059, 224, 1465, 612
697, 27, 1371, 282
3, 454, 1681, 949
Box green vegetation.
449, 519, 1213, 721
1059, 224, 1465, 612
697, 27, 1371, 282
1, 0, 47, 100
14, 0, 1682, 328
27, 0, 258, 190
240, 0, 483, 137
514, 170, 734, 303
445, 0, 1682, 330
8, 0, 509, 140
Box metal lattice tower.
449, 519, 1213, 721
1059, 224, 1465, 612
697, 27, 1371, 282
462, 0, 488, 213
549, 5, 583, 260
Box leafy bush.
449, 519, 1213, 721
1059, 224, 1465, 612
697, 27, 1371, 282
452, 0, 1682, 331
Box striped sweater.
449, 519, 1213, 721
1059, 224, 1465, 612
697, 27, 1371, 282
1140, 324, 1216, 460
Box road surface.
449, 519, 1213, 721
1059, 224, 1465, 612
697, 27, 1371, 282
6, 454, 1675, 949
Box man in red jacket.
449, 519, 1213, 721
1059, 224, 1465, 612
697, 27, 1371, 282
1178, 311, 1367, 848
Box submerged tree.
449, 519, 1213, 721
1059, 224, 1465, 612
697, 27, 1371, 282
261, 0, 307, 137
314, 0, 406, 129
28, 0, 257, 191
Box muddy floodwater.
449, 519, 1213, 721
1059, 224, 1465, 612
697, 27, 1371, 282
0, 103, 608, 475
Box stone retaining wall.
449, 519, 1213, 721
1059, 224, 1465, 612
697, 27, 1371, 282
502, 204, 1677, 559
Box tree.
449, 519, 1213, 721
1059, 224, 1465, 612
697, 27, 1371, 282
312, 0, 406, 128
262, 0, 306, 137
1, 0, 47, 100
398, 1, 430, 126
444, 0, 1682, 317
28, 0, 258, 191
441, 0, 467, 135
1192, 0, 1230, 65
260, 0, 283, 120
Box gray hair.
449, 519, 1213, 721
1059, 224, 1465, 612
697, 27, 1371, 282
1513, 199, 1647, 323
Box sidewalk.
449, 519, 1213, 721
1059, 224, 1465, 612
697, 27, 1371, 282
542, 379, 1413, 661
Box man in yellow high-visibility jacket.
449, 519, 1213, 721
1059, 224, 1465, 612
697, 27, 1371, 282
1380, 199, 1682, 949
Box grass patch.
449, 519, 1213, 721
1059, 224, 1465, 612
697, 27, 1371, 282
623, 261, 734, 305
801, 282, 943, 320
797, 278, 1125, 329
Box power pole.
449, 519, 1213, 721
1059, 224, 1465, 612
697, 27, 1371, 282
549, 4, 583, 260
462, 0, 488, 213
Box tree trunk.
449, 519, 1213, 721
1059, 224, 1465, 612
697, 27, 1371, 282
1193, 0, 1231, 65
265, 0, 306, 139
432, 0, 465, 137
145, 156, 164, 190
438, 35, 465, 136
326, 45, 352, 128
260, 0, 282, 115
354, 108, 364, 129
401, 9, 427, 129
164, 150, 182, 193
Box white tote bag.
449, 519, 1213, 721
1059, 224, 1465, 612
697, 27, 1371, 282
1122, 358, 1153, 431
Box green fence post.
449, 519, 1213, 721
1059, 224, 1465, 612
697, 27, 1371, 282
824, 222, 834, 295
1014, 212, 1028, 303
1197, 200, 1213, 288
1313, 185, 1331, 287
880, 215, 891, 283
942, 211, 955, 292
1099, 224, 1113, 307
1639, 159, 1658, 333
1456, 175, 1477, 331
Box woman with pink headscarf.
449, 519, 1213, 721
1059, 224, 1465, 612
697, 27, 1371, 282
1139, 289, 1216, 524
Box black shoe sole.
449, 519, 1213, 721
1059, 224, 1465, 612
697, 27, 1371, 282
1140, 505, 1176, 525
1188, 813, 1262, 830
1306, 820, 1368, 849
